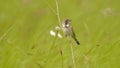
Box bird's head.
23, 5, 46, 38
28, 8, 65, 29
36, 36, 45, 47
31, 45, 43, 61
62, 19, 71, 28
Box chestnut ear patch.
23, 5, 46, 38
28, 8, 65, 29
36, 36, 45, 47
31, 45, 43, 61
66, 23, 70, 27
62, 24, 65, 27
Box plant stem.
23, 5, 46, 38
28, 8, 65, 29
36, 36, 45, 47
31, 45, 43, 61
55, 0, 62, 28
69, 40, 76, 68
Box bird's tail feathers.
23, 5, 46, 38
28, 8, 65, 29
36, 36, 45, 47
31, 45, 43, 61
73, 37, 80, 45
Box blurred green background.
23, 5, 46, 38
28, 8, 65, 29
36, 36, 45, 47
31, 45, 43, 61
0, 0, 120, 68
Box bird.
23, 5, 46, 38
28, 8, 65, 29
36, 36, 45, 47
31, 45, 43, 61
62, 19, 80, 45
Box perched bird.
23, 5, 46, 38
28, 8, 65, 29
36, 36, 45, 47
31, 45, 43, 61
62, 19, 80, 45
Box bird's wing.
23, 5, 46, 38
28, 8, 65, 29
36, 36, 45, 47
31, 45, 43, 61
71, 26, 76, 37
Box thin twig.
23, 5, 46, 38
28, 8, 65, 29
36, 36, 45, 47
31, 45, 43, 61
0, 25, 14, 42
55, 1, 64, 68
44, 0, 57, 15
69, 39, 76, 68
55, 0, 62, 27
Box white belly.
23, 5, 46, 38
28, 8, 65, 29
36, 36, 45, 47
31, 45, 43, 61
62, 27, 73, 36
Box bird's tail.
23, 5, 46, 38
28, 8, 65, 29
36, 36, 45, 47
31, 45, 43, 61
73, 37, 80, 45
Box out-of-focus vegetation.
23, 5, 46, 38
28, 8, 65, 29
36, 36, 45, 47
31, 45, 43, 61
0, 0, 120, 68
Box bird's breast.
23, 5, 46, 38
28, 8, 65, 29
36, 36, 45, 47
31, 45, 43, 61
62, 27, 73, 36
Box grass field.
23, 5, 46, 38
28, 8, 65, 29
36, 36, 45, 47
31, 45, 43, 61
0, 0, 120, 68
